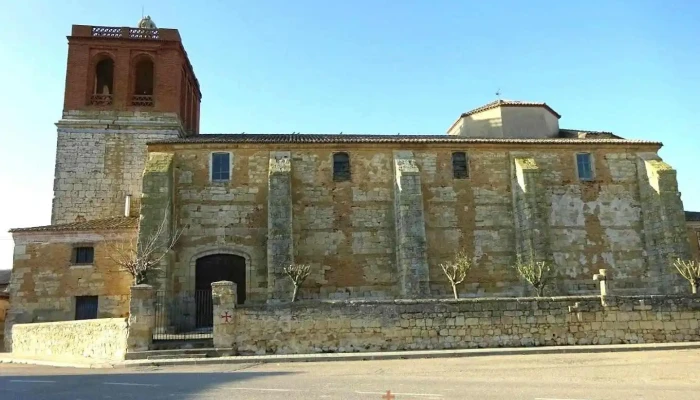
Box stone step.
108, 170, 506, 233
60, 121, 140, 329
147, 354, 208, 360
126, 347, 235, 360
149, 339, 214, 351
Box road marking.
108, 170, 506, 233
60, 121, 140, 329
229, 387, 302, 392
103, 382, 160, 387
356, 391, 443, 397
535, 398, 591, 400
9, 380, 56, 383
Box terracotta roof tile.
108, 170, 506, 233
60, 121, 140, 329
149, 133, 659, 146
460, 99, 562, 119
0, 270, 10, 285
10, 217, 138, 234
558, 129, 622, 139
686, 211, 700, 222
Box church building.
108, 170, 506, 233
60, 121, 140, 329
4, 19, 699, 334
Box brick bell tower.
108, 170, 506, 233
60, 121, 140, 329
52, 17, 201, 224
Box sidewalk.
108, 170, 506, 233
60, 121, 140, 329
2, 341, 700, 369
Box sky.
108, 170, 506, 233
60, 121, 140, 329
0, 0, 698, 271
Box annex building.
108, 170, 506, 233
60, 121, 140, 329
4, 18, 700, 337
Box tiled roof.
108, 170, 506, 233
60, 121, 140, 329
460, 99, 562, 119
0, 270, 10, 285
10, 216, 138, 234
686, 211, 700, 222
558, 129, 622, 140
149, 133, 659, 145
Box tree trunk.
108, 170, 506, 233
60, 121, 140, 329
692, 282, 698, 295
535, 286, 544, 297
291, 284, 299, 302
451, 283, 459, 299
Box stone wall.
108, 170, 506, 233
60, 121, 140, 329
52, 111, 182, 225
5, 229, 134, 350
147, 141, 691, 303
222, 296, 700, 355
10, 318, 128, 361
0, 297, 8, 352
688, 223, 700, 261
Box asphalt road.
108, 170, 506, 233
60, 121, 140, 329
1, 350, 700, 399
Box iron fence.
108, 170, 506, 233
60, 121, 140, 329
153, 290, 213, 341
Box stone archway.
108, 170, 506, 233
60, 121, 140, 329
194, 254, 247, 328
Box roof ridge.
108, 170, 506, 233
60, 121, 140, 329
460, 99, 560, 119
146, 132, 658, 145
10, 216, 138, 234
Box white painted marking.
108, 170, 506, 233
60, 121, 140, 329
535, 398, 591, 400
103, 382, 160, 387
356, 391, 443, 397
229, 387, 300, 392
9, 380, 56, 383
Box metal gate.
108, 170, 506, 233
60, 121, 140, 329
153, 290, 213, 341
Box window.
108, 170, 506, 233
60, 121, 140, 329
133, 58, 154, 96
211, 152, 231, 181
333, 152, 351, 182
452, 152, 469, 179
576, 153, 594, 180
132, 56, 155, 106
75, 296, 98, 320
73, 246, 94, 265
91, 57, 114, 105
93, 58, 114, 95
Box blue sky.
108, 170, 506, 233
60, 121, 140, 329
0, 0, 698, 270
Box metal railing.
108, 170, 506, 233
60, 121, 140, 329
153, 290, 213, 341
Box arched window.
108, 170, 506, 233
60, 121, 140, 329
452, 151, 469, 179
333, 152, 351, 182
132, 57, 154, 106
91, 57, 114, 105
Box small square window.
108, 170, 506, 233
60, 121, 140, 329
73, 246, 94, 264
75, 296, 98, 320
211, 152, 231, 181
576, 153, 594, 180
452, 152, 469, 179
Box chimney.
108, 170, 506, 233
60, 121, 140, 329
124, 194, 132, 217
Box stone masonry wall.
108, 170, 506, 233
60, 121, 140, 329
637, 155, 692, 293
225, 296, 700, 355
138, 152, 175, 293
0, 297, 8, 351
688, 223, 700, 261
170, 148, 269, 301
52, 111, 182, 225
147, 142, 690, 303
11, 318, 128, 361
4, 230, 134, 350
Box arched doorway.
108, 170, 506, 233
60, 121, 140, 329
195, 254, 246, 328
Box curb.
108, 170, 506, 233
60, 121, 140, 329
118, 341, 700, 368
0, 358, 116, 369
3, 342, 699, 369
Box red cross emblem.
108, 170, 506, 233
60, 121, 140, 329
221, 311, 232, 323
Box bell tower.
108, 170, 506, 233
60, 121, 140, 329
52, 18, 202, 224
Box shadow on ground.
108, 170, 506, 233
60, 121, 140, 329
0, 370, 297, 400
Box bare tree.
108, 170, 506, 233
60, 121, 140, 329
439, 250, 473, 299
513, 252, 554, 297
108, 207, 184, 285
283, 263, 311, 302
672, 258, 700, 295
